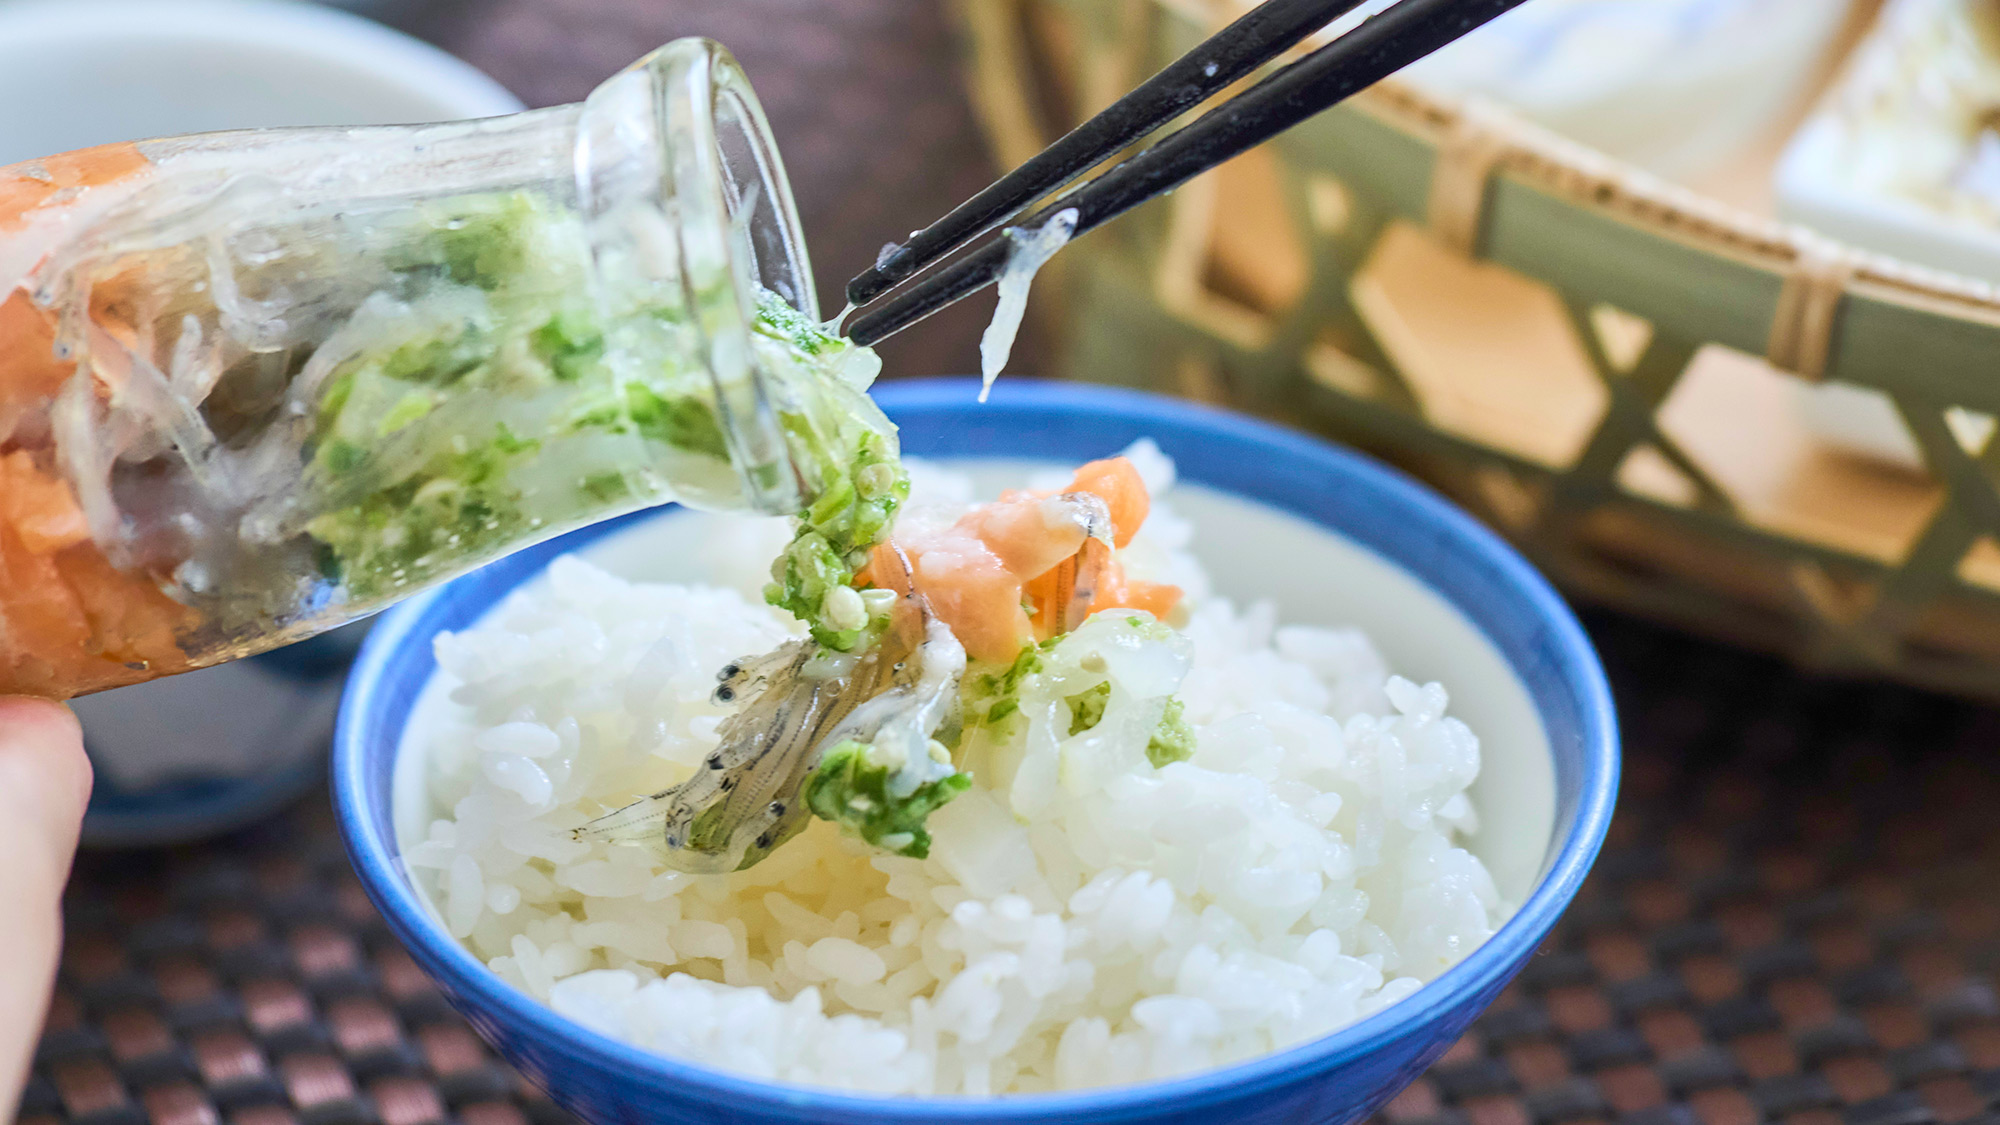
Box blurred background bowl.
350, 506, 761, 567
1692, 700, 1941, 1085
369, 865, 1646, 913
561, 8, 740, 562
0, 0, 524, 846
0, 0, 517, 164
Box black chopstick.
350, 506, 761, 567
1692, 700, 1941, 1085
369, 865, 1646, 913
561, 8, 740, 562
844, 0, 1373, 309
846, 0, 1528, 348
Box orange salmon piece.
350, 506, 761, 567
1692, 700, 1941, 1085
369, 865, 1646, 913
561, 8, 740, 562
1066, 457, 1149, 548
0, 140, 192, 697
0, 143, 152, 420
0, 516, 92, 696
1088, 573, 1181, 621
0, 141, 149, 231
1023, 564, 1061, 638
0, 290, 69, 438
0, 450, 90, 553
860, 456, 1181, 663
909, 536, 1035, 665
0, 524, 198, 698
961, 491, 1090, 578
58, 545, 197, 684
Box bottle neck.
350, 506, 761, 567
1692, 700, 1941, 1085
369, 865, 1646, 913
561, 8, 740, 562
574, 37, 820, 517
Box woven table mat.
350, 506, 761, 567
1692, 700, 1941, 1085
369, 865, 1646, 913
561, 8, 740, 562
25, 609, 2000, 1125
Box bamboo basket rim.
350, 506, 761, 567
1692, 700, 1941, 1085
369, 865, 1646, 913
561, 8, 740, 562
1352, 78, 2000, 332
960, 0, 2000, 338
962, 0, 2000, 703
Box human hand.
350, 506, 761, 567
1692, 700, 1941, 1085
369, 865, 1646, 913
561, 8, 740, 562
0, 697, 93, 1119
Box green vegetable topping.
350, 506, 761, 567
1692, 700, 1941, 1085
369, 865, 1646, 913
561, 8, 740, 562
753, 292, 843, 356
567, 394, 627, 432
297, 187, 902, 638
392, 192, 544, 290
304, 422, 539, 597
626, 384, 730, 461
1147, 696, 1196, 767
959, 644, 1046, 739
378, 389, 437, 436
579, 471, 629, 502
764, 532, 858, 649
988, 645, 1046, 694
962, 627, 1195, 770
316, 373, 356, 439
1063, 679, 1192, 766
378, 325, 489, 384
318, 438, 365, 476
1067, 682, 1110, 736
530, 310, 605, 383
803, 738, 972, 858
764, 422, 907, 649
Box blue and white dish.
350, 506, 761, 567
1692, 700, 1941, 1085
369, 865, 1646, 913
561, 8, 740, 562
333, 379, 1618, 1125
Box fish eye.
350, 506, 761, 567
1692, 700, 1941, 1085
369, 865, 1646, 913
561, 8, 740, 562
768, 801, 785, 816
706, 753, 725, 769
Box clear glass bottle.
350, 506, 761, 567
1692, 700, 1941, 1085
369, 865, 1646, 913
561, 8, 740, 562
0, 38, 889, 699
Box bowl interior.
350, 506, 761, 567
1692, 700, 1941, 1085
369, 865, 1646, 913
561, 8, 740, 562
392, 463, 1556, 907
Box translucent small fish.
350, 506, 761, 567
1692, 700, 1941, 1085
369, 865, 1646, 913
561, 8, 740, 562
574, 547, 962, 872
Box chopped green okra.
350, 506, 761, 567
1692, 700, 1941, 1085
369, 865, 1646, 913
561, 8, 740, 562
803, 738, 972, 859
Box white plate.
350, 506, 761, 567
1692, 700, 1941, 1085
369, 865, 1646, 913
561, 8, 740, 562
1384, 0, 1852, 181
1777, 117, 2000, 288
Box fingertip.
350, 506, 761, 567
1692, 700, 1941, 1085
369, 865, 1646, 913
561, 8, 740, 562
0, 694, 92, 818
0, 693, 79, 735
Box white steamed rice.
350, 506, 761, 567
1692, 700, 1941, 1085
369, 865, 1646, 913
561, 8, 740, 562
405, 449, 1509, 1096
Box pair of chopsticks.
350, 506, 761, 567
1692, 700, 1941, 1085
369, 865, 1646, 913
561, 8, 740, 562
843, 0, 1529, 347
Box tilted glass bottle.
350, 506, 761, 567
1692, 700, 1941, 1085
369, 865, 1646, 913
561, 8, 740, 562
0, 38, 891, 698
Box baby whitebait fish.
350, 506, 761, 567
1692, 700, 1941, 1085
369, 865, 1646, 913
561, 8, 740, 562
574, 550, 963, 872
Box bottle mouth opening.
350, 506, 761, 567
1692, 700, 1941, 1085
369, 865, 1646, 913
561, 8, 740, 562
673, 40, 817, 322
577, 37, 819, 516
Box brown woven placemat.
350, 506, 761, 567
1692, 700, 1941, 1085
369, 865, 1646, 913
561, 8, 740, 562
24, 609, 2000, 1125
28, 798, 567, 1125
1378, 613, 2000, 1125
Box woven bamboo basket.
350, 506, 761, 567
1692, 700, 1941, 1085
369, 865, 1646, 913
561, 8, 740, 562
953, 0, 2000, 703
